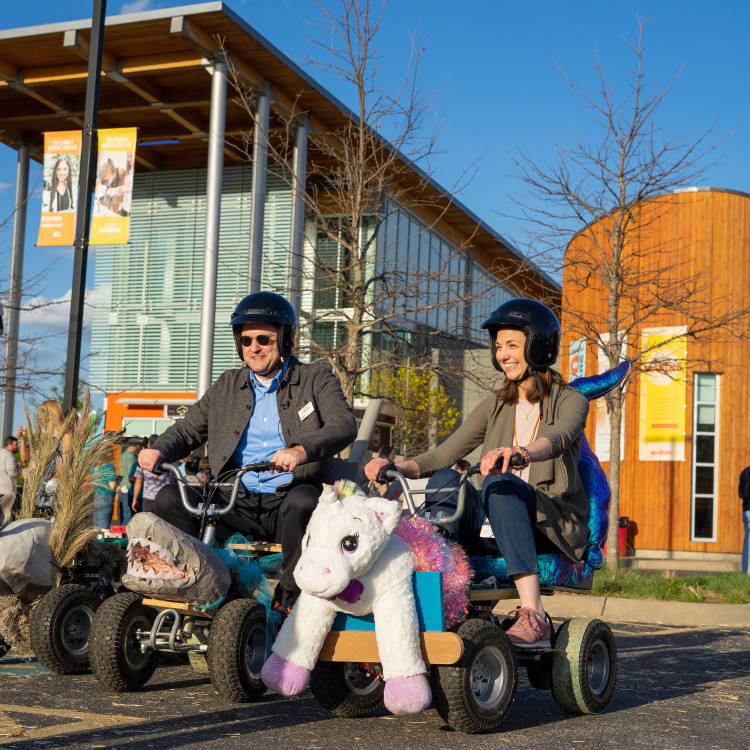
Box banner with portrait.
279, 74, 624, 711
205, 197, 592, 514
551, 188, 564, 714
38, 131, 82, 246
569, 337, 587, 381
90, 127, 137, 245
638, 326, 687, 461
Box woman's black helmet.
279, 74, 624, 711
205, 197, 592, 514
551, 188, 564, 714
482, 298, 560, 373
230, 291, 297, 360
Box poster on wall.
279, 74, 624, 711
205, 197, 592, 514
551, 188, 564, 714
569, 337, 587, 381
37, 131, 82, 246
638, 326, 687, 461
595, 333, 626, 463
90, 127, 137, 245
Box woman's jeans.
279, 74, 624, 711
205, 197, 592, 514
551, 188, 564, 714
93, 490, 115, 529
742, 510, 750, 575
425, 468, 558, 576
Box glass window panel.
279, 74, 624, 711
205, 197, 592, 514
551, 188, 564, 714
696, 374, 716, 403
695, 435, 715, 464
693, 496, 714, 539
695, 466, 714, 495
696, 404, 715, 432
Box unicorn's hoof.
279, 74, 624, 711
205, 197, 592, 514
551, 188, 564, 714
383, 674, 432, 715
261, 652, 311, 695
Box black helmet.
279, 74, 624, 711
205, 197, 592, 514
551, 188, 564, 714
230, 291, 297, 360
482, 298, 560, 373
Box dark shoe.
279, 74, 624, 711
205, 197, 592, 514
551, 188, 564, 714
505, 607, 551, 648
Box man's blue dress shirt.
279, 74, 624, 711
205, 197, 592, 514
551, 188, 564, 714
231, 361, 292, 493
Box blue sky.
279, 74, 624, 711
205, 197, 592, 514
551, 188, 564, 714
1, 0, 748, 424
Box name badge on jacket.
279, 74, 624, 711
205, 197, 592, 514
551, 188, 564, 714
298, 402, 315, 421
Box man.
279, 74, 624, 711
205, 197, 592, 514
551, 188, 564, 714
0, 436, 19, 530
139, 291, 357, 610
740, 464, 750, 576
132, 434, 172, 514
118, 436, 142, 525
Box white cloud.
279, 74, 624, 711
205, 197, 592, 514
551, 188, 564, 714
0, 182, 11, 195
18, 288, 95, 333
120, 0, 155, 14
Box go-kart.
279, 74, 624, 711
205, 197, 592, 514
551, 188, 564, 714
306, 363, 628, 733
89, 461, 280, 702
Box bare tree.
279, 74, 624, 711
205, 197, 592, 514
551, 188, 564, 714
227, 0, 540, 405
509, 17, 750, 567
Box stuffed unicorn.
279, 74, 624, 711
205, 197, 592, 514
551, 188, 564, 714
261, 480, 433, 715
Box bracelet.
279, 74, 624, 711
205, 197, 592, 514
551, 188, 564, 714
512, 446, 531, 468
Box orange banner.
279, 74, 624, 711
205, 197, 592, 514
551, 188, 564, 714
91, 128, 137, 245
37, 131, 82, 246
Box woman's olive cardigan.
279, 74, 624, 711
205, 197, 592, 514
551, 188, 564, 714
413, 382, 590, 561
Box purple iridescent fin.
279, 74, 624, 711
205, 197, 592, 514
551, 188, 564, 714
470, 361, 631, 588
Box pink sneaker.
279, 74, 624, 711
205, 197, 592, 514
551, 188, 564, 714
505, 607, 551, 648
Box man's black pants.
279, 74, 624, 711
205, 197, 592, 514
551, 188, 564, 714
153, 482, 319, 609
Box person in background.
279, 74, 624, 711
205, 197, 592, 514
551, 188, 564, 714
18, 400, 73, 466
91, 446, 117, 529
380, 445, 396, 462
739, 463, 750, 576
118, 436, 142, 525
132, 434, 172, 514
452, 459, 471, 472
0, 436, 19, 530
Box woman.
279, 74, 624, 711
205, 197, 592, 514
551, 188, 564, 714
19, 400, 73, 465
91, 446, 117, 529
94, 158, 125, 215
364, 299, 589, 648
47, 156, 75, 212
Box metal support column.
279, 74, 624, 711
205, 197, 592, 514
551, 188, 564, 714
289, 117, 308, 320
196, 57, 227, 399
1, 143, 31, 437
248, 90, 270, 293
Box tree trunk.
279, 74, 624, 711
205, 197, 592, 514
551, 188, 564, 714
605, 388, 623, 569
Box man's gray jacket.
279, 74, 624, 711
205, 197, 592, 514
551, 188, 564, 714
152, 356, 357, 492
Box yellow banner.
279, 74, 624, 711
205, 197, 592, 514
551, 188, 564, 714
90, 128, 137, 245
37, 131, 82, 246
638, 327, 687, 461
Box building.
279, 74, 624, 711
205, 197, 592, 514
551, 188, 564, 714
561, 187, 750, 565
0, 3, 558, 449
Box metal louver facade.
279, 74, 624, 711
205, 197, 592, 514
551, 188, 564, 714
90, 165, 292, 393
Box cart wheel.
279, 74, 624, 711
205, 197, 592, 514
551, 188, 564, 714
525, 654, 553, 691
29, 584, 100, 674
310, 661, 385, 717
89, 592, 159, 691
551, 618, 617, 714
432, 618, 518, 734
0, 634, 10, 660
207, 598, 268, 702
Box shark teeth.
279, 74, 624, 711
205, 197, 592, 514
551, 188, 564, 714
125, 537, 194, 581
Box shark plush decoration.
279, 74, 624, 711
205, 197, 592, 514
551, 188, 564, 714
262, 480, 433, 716
122, 513, 231, 607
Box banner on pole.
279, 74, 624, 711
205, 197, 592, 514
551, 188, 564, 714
569, 337, 587, 381
38, 131, 82, 246
90, 127, 137, 245
638, 326, 687, 461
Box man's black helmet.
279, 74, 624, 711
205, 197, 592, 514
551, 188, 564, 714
230, 291, 297, 360
482, 298, 560, 373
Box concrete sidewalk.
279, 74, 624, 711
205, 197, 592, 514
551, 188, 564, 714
494, 592, 750, 628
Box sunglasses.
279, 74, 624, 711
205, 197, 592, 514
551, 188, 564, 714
239, 334, 277, 348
